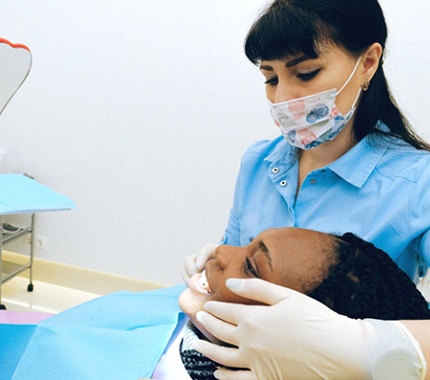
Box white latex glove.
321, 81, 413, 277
194, 278, 426, 380
181, 242, 219, 285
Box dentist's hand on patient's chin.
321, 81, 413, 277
181, 243, 219, 285
193, 278, 426, 380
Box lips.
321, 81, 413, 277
189, 270, 211, 295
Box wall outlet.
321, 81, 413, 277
24, 234, 47, 250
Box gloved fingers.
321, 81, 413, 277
196, 309, 239, 346
225, 278, 302, 305
193, 338, 247, 368
214, 368, 256, 380
203, 300, 253, 327
181, 254, 197, 284
182, 243, 218, 284
195, 243, 218, 271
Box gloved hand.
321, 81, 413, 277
181, 242, 219, 285
193, 278, 427, 380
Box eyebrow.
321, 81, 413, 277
259, 56, 313, 71
256, 241, 273, 271
285, 56, 310, 67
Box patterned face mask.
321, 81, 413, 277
268, 57, 362, 150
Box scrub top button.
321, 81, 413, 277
272, 167, 279, 174
280, 180, 287, 187
310, 179, 317, 185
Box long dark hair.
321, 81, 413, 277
309, 233, 430, 320
245, 0, 430, 150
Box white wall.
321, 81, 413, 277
378, 0, 430, 141
0, 1, 429, 286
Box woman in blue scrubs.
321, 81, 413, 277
182, 0, 430, 378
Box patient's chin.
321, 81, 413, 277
178, 288, 209, 318
178, 288, 222, 345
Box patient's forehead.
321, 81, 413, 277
256, 227, 338, 293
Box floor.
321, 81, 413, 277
1, 276, 99, 314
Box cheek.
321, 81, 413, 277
265, 87, 276, 102
334, 93, 352, 114
207, 261, 262, 304
210, 281, 261, 305
211, 287, 241, 303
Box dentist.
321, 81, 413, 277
182, 0, 430, 379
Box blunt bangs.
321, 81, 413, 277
245, 3, 329, 65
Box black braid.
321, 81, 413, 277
181, 349, 218, 380
309, 233, 430, 320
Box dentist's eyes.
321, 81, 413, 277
264, 68, 321, 86
245, 257, 259, 278
264, 77, 278, 87
297, 68, 321, 82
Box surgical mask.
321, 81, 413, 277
268, 57, 362, 150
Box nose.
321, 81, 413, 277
271, 82, 297, 104
214, 245, 231, 269
215, 244, 243, 270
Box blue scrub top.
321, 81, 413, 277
222, 127, 430, 283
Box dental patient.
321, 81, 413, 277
177, 227, 430, 380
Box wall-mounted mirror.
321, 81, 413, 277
0, 38, 32, 117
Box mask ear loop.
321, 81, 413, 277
335, 56, 362, 96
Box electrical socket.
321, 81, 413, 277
24, 234, 47, 250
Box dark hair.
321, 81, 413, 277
309, 233, 430, 320
245, 0, 430, 150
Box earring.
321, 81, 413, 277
363, 80, 370, 91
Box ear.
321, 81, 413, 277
361, 42, 383, 83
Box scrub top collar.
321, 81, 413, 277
264, 132, 390, 189
328, 136, 389, 188
264, 137, 299, 171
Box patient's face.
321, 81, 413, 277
179, 227, 337, 342
203, 227, 336, 303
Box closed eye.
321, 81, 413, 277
245, 257, 259, 278
264, 76, 278, 87
297, 69, 321, 82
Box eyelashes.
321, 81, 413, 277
245, 257, 259, 278
264, 68, 321, 86
264, 77, 278, 86
297, 68, 321, 82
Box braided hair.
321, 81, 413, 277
309, 232, 430, 320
